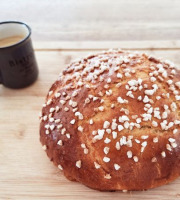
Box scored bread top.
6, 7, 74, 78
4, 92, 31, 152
40, 49, 180, 190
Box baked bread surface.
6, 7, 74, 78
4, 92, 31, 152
40, 50, 180, 190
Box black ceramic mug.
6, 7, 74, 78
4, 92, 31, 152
0, 21, 38, 89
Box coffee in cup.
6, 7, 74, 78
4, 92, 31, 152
0, 35, 25, 48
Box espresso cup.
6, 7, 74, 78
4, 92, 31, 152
0, 21, 38, 89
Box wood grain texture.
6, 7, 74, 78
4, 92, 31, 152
0, 0, 180, 41
33, 40, 180, 50
0, 42, 180, 199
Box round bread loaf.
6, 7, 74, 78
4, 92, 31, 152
40, 50, 180, 191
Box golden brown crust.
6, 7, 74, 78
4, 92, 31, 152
39, 50, 180, 191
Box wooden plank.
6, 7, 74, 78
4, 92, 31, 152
0, 49, 180, 199
0, 0, 180, 41
34, 41, 180, 51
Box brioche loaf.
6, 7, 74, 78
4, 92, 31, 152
40, 50, 180, 191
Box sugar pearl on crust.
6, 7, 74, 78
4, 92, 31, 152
48, 113, 53, 118
115, 141, 120, 150
57, 140, 63, 146
141, 141, 147, 147
89, 119, 93, 125
168, 138, 175, 143
70, 119, 76, 124
104, 147, 110, 154
43, 115, 48, 121
50, 125, 55, 131
114, 164, 121, 170
55, 119, 61, 123
94, 162, 101, 169
161, 151, 166, 158
64, 107, 69, 112
76, 160, 81, 168
84, 149, 89, 154
61, 128, 66, 134
173, 129, 178, 134
55, 106, 60, 112
117, 73, 123, 78
46, 99, 52, 105
104, 174, 111, 179
55, 92, 61, 98
153, 137, 159, 143
133, 156, 139, 162
57, 124, 63, 129
60, 100, 66, 105
127, 151, 132, 158
112, 131, 117, 139
141, 135, 148, 139
103, 121, 110, 129
66, 133, 70, 139
78, 126, 83, 132
166, 144, 172, 151
171, 143, 177, 148
45, 124, 50, 129
152, 157, 157, 162
98, 106, 104, 111
118, 125, 124, 132
58, 164, 63, 170
49, 108, 55, 113
49, 118, 54, 122
104, 138, 111, 144
42, 145, 47, 150
135, 139, 140, 144
103, 157, 110, 162
152, 121, 158, 127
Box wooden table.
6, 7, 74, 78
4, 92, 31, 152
0, 0, 180, 199
1, 0, 180, 42
0, 41, 180, 200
